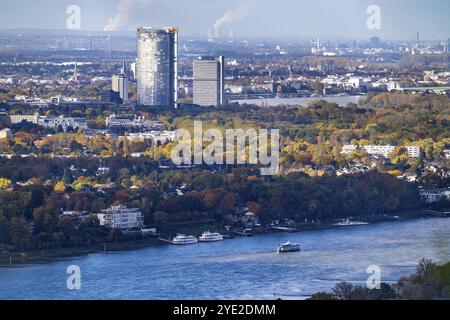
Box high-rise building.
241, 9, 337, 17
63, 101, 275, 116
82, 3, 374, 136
193, 56, 225, 107
137, 27, 178, 107
370, 36, 381, 48
112, 61, 129, 103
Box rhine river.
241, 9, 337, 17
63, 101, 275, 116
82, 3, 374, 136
1, 218, 450, 300
232, 95, 365, 107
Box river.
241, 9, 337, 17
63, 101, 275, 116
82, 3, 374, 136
1, 217, 450, 300
231, 95, 365, 107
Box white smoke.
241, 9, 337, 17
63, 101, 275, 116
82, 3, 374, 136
104, 0, 155, 32
212, 3, 249, 37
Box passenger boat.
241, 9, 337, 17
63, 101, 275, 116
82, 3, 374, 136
277, 242, 301, 253
198, 231, 224, 242
333, 219, 369, 227
171, 234, 198, 245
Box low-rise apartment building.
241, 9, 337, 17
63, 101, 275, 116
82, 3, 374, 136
342, 145, 421, 158
419, 189, 450, 203
38, 116, 88, 131
97, 205, 144, 230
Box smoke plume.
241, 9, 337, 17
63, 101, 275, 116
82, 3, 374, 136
104, 0, 154, 32
212, 3, 249, 37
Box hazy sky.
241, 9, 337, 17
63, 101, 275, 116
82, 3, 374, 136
0, 0, 449, 40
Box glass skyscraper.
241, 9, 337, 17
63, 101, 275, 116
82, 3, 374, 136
137, 27, 178, 107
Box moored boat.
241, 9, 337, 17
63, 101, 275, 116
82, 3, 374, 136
198, 231, 224, 242
171, 234, 198, 245
333, 219, 369, 227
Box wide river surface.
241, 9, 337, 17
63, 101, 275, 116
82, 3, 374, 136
232, 95, 365, 107
1, 218, 450, 300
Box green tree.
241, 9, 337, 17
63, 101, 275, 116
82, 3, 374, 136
62, 168, 73, 185
0, 213, 11, 244
9, 216, 30, 250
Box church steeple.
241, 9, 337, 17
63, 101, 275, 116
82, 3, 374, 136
121, 60, 126, 75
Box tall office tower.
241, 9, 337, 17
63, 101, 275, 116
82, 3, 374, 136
137, 27, 178, 107
112, 61, 129, 102
370, 36, 381, 48
193, 56, 225, 107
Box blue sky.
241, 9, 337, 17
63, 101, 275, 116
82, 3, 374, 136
0, 0, 449, 40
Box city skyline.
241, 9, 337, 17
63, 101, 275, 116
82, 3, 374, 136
0, 0, 449, 41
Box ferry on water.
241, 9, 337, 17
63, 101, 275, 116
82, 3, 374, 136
333, 219, 369, 227
277, 242, 301, 253
198, 231, 224, 242
171, 234, 198, 245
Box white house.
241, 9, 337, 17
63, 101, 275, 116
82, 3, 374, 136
9, 114, 39, 124
342, 145, 421, 158
0, 128, 12, 139
97, 205, 144, 230
419, 189, 450, 203
38, 116, 88, 131
405, 146, 422, 158
106, 114, 163, 130
125, 131, 176, 144
241, 212, 260, 227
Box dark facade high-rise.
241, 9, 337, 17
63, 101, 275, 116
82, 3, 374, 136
193, 56, 225, 107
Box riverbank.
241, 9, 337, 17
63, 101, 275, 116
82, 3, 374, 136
2, 216, 450, 299
0, 238, 162, 267
0, 211, 438, 267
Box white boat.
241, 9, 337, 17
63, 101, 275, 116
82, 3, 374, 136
171, 234, 198, 245
333, 219, 369, 227
198, 231, 224, 242
278, 242, 301, 253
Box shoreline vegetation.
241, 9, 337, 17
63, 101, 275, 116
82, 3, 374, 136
308, 258, 450, 300
0, 94, 449, 267
0, 211, 434, 266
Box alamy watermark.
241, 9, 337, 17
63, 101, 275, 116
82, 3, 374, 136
367, 5, 381, 30
171, 121, 280, 176
66, 265, 81, 290
66, 5, 81, 30
367, 265, 381, 289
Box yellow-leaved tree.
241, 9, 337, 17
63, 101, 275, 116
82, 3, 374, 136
0, 178, 12, 189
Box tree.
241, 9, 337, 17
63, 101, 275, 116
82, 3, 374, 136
308, 292, 334, 300
54, 182, 66, 193
9, 216, 30, 250
332, 282, 354, 300
0, 213, 11, 244
417, 258, 434, 281
154, 211, 170, 226
0, 178, 12, 189
62, 168, 73, 185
